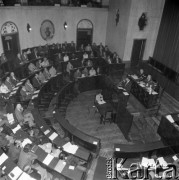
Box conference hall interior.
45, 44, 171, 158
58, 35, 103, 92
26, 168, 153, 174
0, 0, 179, 179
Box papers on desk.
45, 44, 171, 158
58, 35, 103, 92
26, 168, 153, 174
7, 113, 15, 124
173, 155, 178, 161
16, 82, 22, 86
10, 91, 16, 96
131, 75, 138, 80
139, 83, 145, 87
32, 94, 38, 99
166, 115, 175, 123
49, 132, 58, 141
123, 92, 129, 96
13, 87, 18, 90
69, 165, 75, 170
54, 160, 66, 173
152, 91, 158, 95
0, 153, 8, 166
117, 86, 124, 90
62, 142, 78, 154
115, 148, 120, 151
93, 141, 98, 145
34, 90, 40, 94
43, 154, 54, 165
12, 124, 21, 134
98, 100, 106, 105
18, 172, 36, 180
21, 138, 32, 148
141, 157, 156, 168
8, 166, 23, 180
157, 157, 168, 167
20, 78, 26, 82
44, 129, 50, 135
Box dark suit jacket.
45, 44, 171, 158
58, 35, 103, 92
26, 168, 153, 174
32, 77, 41, 89
122, 80, 132, 93
10, 76, 18, 86
20, 89, 31, 101
4, 80, 13, 91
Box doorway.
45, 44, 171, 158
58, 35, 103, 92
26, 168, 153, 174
130, 39, 146, 67
1, 21, 20, 60
76, 19, 93, 49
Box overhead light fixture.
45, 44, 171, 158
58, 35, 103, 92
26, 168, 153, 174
27, 23, 32, 32
64, 22, 67, 30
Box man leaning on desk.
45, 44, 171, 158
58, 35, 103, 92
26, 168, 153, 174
118, 76, 132, 93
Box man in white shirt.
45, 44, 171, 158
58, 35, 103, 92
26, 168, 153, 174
0, 81, 10, 94
83, 52, 88, 59
96, 91, 106, 105
63, 54, 69, 62
89, 67, 96, 76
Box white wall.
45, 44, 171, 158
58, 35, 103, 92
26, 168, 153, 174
123, 0, 165, 61
0, 6, 108, 52
105, 0, 131, 59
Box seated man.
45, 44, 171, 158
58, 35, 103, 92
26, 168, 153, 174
9, 72, 19, 86
95, 91, 106, 105
25, 79, 35, 94
32, 74, 41, 89
35, 59, 42, 69
144, 74, 154, 88
87, 59, 93, 67
118, 77, 131, 93
66, 62, 73, 74
38, 71, 46, 84
63, 54, 69, 62
83, 52, 88, 59
85, 44, 92, 52
138, 68, 146, 81
49, 66, 57, 77
43, 68, 51, 80
22, 51, 29, 62
15, 103, 24, 125
41, 57, 50, 68
82, 67, 88, 77
89, 67, 96, 76
74, 69, 81, 80
0, 81, 10, 94
20, 85, 32, 101
5, 76, 14, 91
28, 63, 38, 74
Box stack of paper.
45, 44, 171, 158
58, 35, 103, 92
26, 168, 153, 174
157, 157, 168, 167
69, 165, 75, 170
44, 129, 50, 135
43, 154, 54, 165
18, 172, 36, 180
12, 124, 21, 134
141, 157, 156, 168
62, 142, 78, 154
166, 115, 174, 123
8, 166, 23, 180
123, 92, 129, 96
0, 153, 8, 166
93, 141, 98, 145
7, 113, 14, 124
21, 138, 32, 148
49, 132, 58, 141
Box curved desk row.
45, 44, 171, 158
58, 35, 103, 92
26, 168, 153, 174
10, 120, 85, 180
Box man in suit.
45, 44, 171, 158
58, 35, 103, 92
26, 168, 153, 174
28, 63, 38, 74
118, 77, 132, 93
49, 66, 57, 78
138, 69, 146, 81
32, 74, 41, 89
9, 72, 19, 86
144, 75, 154, 88
25, 80, 35, 94
4, 76, 14, 91
20, 85, 32, 101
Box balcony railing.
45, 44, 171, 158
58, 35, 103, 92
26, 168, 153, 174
1, 0, 106, 8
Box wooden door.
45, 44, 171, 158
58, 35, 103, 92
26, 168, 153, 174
131, 39, 146, 67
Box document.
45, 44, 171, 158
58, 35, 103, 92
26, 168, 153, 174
8, 166, 23, 180
18, 172, 36, 180
49, 132, 58, 141
32, 94, 38, 99
69, 165, 75, 170
44, 129, 50, 135
43, 154, 54, 165
173, 155, 178, 161
13, 87, 18, 90
12, 124, 21, 134
166, 115, 175, 123
93, 141, 98, 145
98, 100, 106, 105
62, 142, 78, 154
123, 92, 129, 96
157, 157, 168, 167
34, 90, 40, 94
0, 153, 8, 166
54, 160, 66, 173
115, 148, 120, 151
141, 157, 156, 168
16, 82, 22, 86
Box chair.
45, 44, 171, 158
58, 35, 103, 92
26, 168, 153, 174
147, 86, 165, 117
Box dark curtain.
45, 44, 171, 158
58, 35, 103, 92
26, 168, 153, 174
153, 0, 179, 72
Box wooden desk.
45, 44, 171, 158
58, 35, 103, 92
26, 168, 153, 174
129, 75, 158, 108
